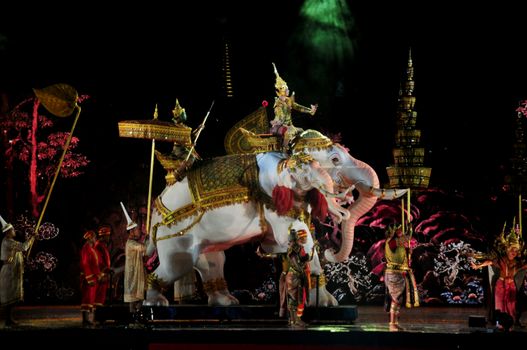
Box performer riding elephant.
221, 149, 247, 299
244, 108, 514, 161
144, 130, 407, 306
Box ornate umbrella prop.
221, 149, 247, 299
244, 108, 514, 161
28, 84, 81, 256
118, 106, 192, 237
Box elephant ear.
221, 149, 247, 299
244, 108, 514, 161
272, 185, 294, 216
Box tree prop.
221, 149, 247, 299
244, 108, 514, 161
28, 84, 81, 256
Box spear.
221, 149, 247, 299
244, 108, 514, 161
185, 100, 215, 162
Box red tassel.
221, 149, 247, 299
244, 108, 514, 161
272, 185, 294, 215
307, 189, 328, 220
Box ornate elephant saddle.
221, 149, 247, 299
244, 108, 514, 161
187, 154, 259, 211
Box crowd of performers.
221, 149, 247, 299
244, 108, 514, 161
78, 203, 145, 326
1, 63, 527, 330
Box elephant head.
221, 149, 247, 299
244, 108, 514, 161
292, 130, 408, 263
258, 151, 349, 225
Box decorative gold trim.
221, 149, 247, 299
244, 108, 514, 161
118, 120, 192, 145
224, 107, 271, 154
309, 274, 327, 289
155, 198, 200, 227
202, 278, 228, 293
238, 128, 281, 153
157, 211, 205, 242
188, 154, 259, 212
147, 272, 168, 291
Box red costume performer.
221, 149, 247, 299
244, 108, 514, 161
94, 225, 111, 307
283, 228, 312, 327
80, 230, 100, 326
472, 223, 527, 329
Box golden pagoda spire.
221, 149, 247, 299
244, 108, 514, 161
387, 48, 432, 190
222, 39, 234, 97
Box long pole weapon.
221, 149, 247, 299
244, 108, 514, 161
184, 100, 215, 162
145, 105, 158, 240
407, 188, 412, 241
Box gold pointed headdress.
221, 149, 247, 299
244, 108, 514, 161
272, 62, 288, 92
386, 224, 403, 238
498, 219, 523, 252
172, 99, 187, 123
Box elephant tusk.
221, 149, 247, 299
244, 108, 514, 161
357, 183, 408, 200
317, 186, 351, 200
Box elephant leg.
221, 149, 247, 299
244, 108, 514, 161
145, 279, 170, 307
308, 273, 338, 307
307, 252, 338, 307
195, 251, 239, 306
173, 270, 197, 304
144, 236, 197, 306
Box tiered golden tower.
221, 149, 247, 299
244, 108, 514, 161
222, 39, 234, 98
386, 49, 432, 189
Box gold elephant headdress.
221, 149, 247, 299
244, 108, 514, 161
290, 129, 333, 153
272, 62, 288, 93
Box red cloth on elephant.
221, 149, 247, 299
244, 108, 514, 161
94, 240, 111, 306
272, 185, 294, 215
306, 189, 328, 220
80, 242, 100, 311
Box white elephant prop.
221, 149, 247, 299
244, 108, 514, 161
291, 130, 408, 263
145, 130, 406, 307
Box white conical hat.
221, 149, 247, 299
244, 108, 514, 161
0, 215, 13, 233
120, 202, 138, 231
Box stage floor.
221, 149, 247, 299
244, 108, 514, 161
1, 304, 526, 350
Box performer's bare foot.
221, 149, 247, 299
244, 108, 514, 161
389, 322, 402, 331
290, 319, 307, 328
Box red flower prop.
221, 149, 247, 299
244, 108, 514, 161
516, 100, 527, 117
262, 100, 269, 108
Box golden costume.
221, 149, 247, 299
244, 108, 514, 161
121, 202, 146, 316
384, 225, 419, 329
270, 63, 317, 149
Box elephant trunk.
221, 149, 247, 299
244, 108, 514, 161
324, 158, 380, 263
324, 193, 378, 262
313, 163, 349, 223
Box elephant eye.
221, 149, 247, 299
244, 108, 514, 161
331, 156, 340, 165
